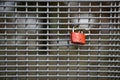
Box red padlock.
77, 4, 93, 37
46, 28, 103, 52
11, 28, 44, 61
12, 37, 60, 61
71, 27, 86, 44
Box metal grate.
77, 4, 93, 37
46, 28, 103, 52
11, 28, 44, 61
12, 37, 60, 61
0, 0, 120, 80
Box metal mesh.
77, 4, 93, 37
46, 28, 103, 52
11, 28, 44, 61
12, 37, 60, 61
0, 0, 120, 80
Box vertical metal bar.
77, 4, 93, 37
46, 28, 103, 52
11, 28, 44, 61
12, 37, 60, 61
46, 2, 49, 80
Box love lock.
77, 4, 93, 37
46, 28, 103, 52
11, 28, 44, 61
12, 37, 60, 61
71, 26, 86, 44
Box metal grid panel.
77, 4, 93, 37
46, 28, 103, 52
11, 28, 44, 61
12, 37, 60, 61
0, 0, 119, 80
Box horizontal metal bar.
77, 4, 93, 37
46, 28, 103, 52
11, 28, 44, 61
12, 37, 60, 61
0, 60, 119, 63
1, 0, 120, 2
0, 33, 119, 36
0, 17, 120, 19
0, 75, 119, 78
0, 54, 119, 58
0, 28, 119, 31
0, 44, 119, 47
0, 65, 119, 68
0, 49, 119, 52
0, 39, 120, 42
0, 5, 120, 8
0, 22, 120, 25
0, 11, 119, 14
1, 70, 120, 73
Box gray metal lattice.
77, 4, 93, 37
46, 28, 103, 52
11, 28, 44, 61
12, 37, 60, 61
0, 0, 120, 80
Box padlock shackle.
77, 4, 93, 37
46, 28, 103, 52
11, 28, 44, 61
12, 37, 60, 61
72, 25, 88, 34
72, 25, 79, 32
72, 27, 74, 32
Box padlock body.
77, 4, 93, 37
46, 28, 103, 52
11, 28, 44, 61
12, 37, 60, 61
71, 32, 86, 44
